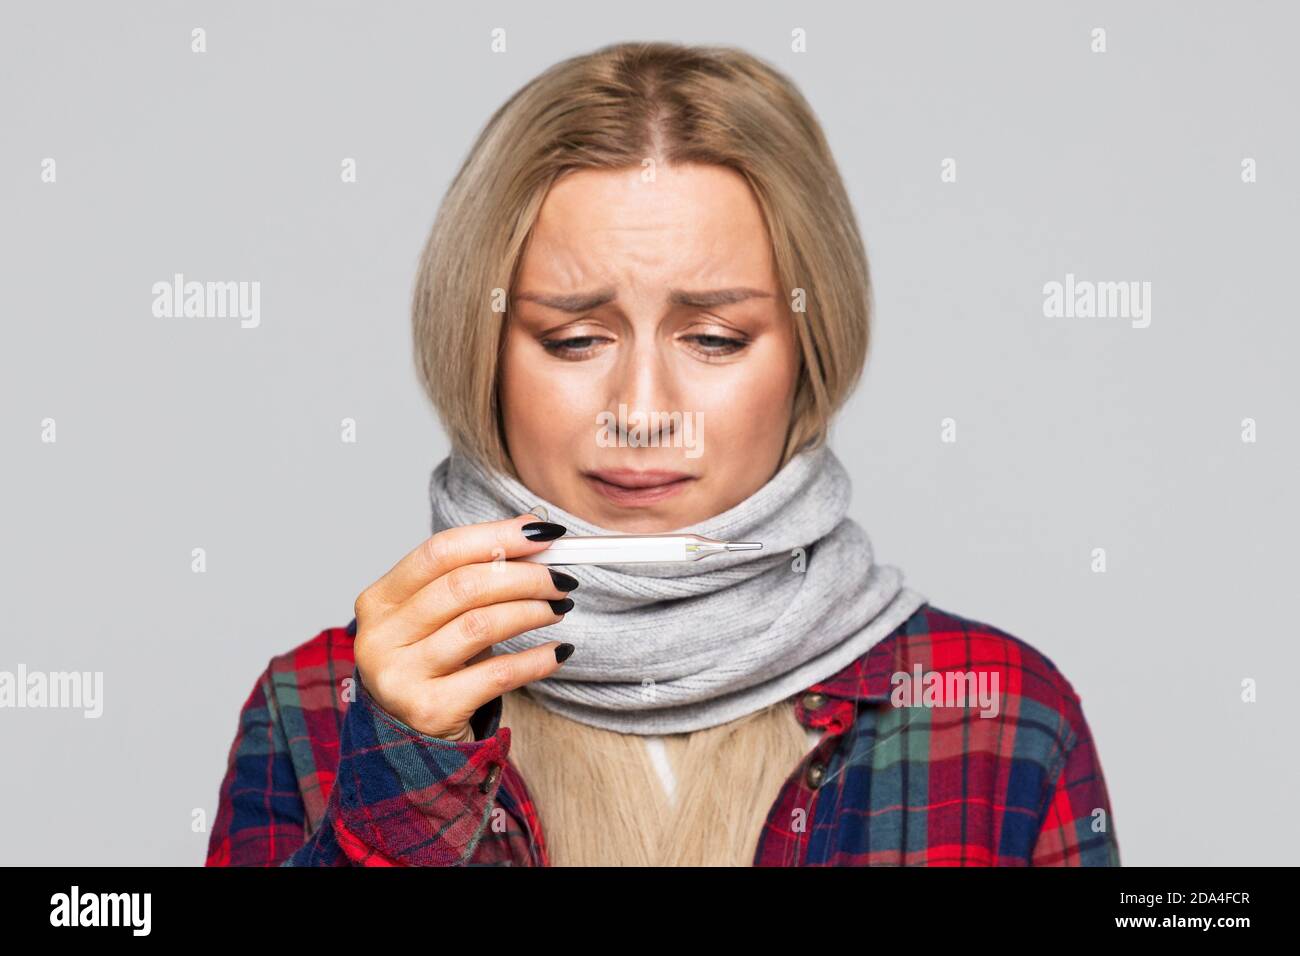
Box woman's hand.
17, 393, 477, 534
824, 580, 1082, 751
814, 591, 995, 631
351, 514, 577, 741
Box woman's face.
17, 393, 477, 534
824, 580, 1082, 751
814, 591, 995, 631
499, 162, 800, 533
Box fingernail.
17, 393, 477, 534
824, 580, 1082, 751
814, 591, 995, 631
523, 521, 566, 542
555, 643, 575, 663
548, 597, 574, 615
548, 569, 579, 592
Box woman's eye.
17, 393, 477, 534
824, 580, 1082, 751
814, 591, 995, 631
540, 333, 748, 358
684, 334, 748, 355
541, 336, 605, 357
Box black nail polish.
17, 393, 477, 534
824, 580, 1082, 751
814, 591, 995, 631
548, 597, 574, 615
548, 569, 579, 592
522, 521, 567, 542
555, 643, 575, 663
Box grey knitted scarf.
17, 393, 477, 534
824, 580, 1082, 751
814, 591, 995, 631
428, 443, 927, 735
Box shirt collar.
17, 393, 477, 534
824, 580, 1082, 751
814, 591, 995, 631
792, 635, 899, 732
802, 636, 898, 701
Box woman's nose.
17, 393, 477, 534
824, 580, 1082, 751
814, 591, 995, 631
604, 346, 684, 446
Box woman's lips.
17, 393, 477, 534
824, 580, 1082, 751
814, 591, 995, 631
583, 469, 696, 506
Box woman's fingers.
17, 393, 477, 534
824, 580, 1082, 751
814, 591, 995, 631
432, 640, 573, 726
390, 560, 576, 644
405, 596, 572, 676
358, 514, 564, 614
350, 515, 575, 740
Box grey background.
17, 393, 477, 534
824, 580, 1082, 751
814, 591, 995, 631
1, 1, 1295, 866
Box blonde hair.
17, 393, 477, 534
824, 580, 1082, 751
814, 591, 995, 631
500, 686, 813, 866
412, 41, 873, 478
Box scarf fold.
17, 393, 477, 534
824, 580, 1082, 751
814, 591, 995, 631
429, 443, 926, 735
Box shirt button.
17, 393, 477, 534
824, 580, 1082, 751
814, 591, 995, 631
805, 760, 826, 789
802, 692, 827, 711
479, 763, 501, 794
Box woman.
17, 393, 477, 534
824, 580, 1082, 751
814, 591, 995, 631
207, 41, 1119, 867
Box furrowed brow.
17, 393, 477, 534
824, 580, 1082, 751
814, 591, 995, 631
669, 287, 774, 308
512, 288, 617, 313
511, 286, 774, 313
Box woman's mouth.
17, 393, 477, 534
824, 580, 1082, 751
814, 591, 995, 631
583, 468, 696, 506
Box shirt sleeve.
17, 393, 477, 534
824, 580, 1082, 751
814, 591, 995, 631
1030, 695, 1121, 866
206, 662, 542, 867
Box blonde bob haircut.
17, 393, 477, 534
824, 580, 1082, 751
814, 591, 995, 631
413, 41, 872, 478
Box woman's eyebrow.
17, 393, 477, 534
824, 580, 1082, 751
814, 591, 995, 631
513, 288, 617, 312
513, 286, 773, 313
670, 287, 774, 308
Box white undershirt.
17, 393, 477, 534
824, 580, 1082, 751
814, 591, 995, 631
642, 725, 823, 805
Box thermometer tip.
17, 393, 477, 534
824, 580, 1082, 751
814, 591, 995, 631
725, 541, 763, 552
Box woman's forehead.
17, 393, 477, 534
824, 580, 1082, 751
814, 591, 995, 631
519, 166, 776, 293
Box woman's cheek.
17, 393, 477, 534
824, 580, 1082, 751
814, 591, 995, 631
543, 379, 608, 448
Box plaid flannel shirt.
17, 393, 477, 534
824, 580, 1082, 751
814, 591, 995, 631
205, 604, 1120, 866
